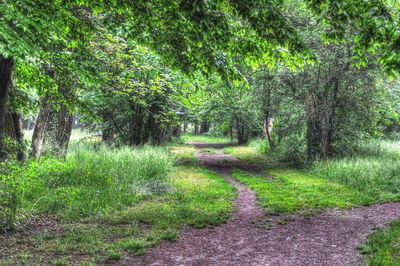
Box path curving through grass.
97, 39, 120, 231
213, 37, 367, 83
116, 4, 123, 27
125, 142, 400, 265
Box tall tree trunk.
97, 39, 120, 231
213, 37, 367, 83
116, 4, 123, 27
263, 85, 275, 149
55, 104, 73, 157
172, 119, 182, 140
30, 94, 73, 159
11, 112, 25, 162
183, 121, 188, 134
129, 103, 145, 145
236, 119, 247, 145
30, 95, 52, 159
194, 122, 199, 135
0, 56, 14, 158
200, 119, 210, 134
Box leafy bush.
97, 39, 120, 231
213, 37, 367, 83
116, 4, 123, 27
267, 135, 307, 167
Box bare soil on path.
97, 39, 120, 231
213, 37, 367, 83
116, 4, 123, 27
123, 142, 400, 266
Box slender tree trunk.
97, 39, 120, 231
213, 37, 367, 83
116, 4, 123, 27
55, 104, 73, 157
0, 56, 14, 158
11, 112, 25, 162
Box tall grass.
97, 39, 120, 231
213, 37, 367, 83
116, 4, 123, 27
310, 140, 400, 202
1, 142, 173, 224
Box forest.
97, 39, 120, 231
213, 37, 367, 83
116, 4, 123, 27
2, 0, 400, 264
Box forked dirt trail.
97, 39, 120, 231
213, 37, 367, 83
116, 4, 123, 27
124, 142, 400, 265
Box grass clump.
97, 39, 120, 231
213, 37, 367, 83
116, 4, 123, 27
310, 140, 400, 202
359, 219, 400, 265
231, 169, 371, 215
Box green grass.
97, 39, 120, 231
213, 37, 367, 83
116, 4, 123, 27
181, 134, 233, 144
0, 146, 237, 264
310, 140, 400, 203
223, 146, 278, 166
200, 148, 217, 153
358, 219, 400, 265
0, 143, 173, 220
231, 169, 372, 215
168, 144, 198, 164
23, 129, 94, 146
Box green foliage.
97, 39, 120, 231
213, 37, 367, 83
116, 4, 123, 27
231, 169, 371, 215
267, 134, 307, 166
359, 219, 400, 265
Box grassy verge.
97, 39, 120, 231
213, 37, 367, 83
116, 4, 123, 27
310, 141, 400, 203
181, 134, 233, 144
231, 168, 372, 215
0, 143, 237, 264
358, 219, 400, 265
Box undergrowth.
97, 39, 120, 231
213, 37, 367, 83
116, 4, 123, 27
310, 140, 400, 202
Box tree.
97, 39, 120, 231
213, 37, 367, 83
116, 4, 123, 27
2, 0, 400, 159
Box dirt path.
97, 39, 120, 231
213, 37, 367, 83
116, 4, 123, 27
124, 143, 400, 265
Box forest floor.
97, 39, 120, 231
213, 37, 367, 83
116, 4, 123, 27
125, 142, 400, 266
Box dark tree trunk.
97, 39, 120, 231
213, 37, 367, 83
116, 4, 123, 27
145, 101, 164, 145
200, 119, 210, 134
183, 121, 188, 134
236, 120, 247, 145
0, 56, 14, 158
172, 119, 182, 140
11, 112, 25, 162
194, 122, 199, 135
129, 103, 145, 145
